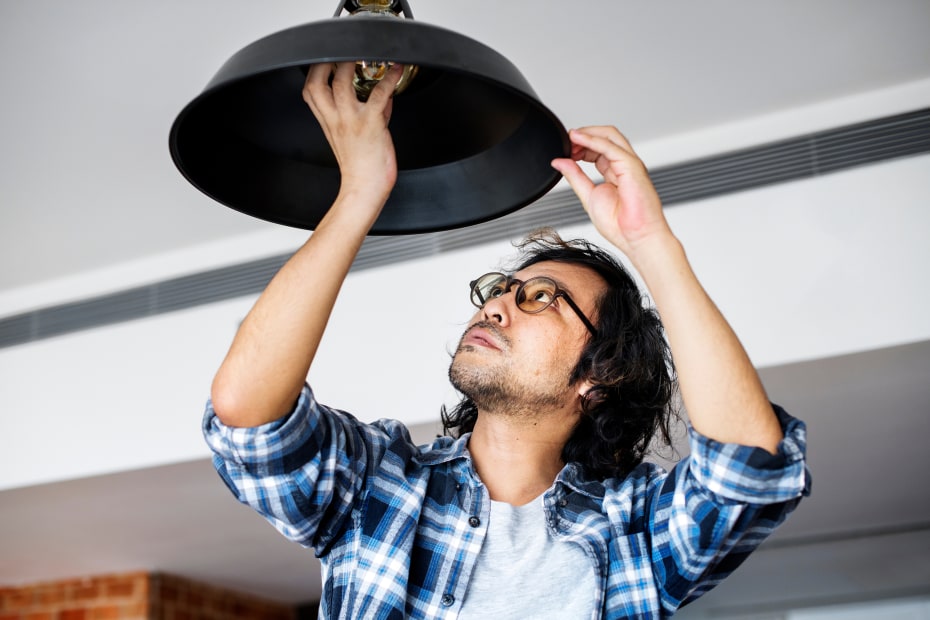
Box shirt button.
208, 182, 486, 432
468, 516, 481, 527
559, 498, 568, 507
441, 594, 455, 607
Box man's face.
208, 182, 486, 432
449, 260, 606, 416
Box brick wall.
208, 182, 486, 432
0, 572, 149, 620
0, 572, 301, 620
149, 573, 295, 620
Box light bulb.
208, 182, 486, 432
352, 61, 418, 101
347, 1, 419, 101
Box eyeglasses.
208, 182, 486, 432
469, 272, 598, 337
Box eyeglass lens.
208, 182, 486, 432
471, 273, 557, 314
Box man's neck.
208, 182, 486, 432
467, 407, 578, 506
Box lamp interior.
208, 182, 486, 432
170, 17, 568, 234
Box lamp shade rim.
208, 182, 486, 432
169, 16, 570, 235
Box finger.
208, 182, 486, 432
571, 126, 637, 156
565, 140, 615, 183
569, 129, 645, 175
366, 63, 404, 110
303, 63, 336, 117
381, 95, 394, 124
592, 152, 619, 184
566, 130, 626, 166
568, 141, 588, 161
551, 158, 595, 210
331, 61, 358, 108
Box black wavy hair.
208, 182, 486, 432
441, 229, 677, 480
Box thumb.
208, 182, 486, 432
551, 158, 594, 209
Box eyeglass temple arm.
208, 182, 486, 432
560, 293, 598, 337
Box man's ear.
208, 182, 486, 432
577, 379, 596, 399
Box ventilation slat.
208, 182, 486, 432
0, 314, 36, 349
658, 143, 816, 184
657, 157, 816, 192
2, 106, 928, 349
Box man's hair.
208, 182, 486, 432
442, 229, 676, 480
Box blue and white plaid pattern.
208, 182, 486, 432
203, 385, 810, 619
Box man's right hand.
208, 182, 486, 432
303, 61, 403, 218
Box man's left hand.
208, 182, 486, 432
551, 126, 672, 262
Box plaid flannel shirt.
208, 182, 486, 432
203, 384, 810, 619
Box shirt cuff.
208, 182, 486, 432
201, 384, 317, 473
687, 404, 811, 505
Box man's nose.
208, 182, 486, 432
481, 290, 516, 327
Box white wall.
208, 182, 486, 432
2, 84, 930, 491
789, 596, 930, 620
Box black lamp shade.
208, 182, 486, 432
169, 16, 570, 234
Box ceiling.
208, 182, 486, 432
2, 0, 930, 290
2, 0, 930, 616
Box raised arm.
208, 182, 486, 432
210, 62, 404, 427
552, 127, 783, 453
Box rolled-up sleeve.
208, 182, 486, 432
202, 384, 378, 554
651, 404, 811, 609
687, 404, 810, 505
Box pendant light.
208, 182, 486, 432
169, 0, 569, 234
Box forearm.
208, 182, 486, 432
210, 61, 401, 428
210, 190, 382, 427
551, 126, 783, 452
630, 232, 783, 453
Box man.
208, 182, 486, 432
204, 62, 810, 618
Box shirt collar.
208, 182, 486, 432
413, 432, 473, 466
554, 462, 606, 499
413, 434, 608, 499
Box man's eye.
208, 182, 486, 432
488, 286, 505, 298
533, 290, 554, 303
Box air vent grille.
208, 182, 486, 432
2, 107, 929, 349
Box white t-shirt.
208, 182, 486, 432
457, 494, 599, 619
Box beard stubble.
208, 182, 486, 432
448, 321, 575, 417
